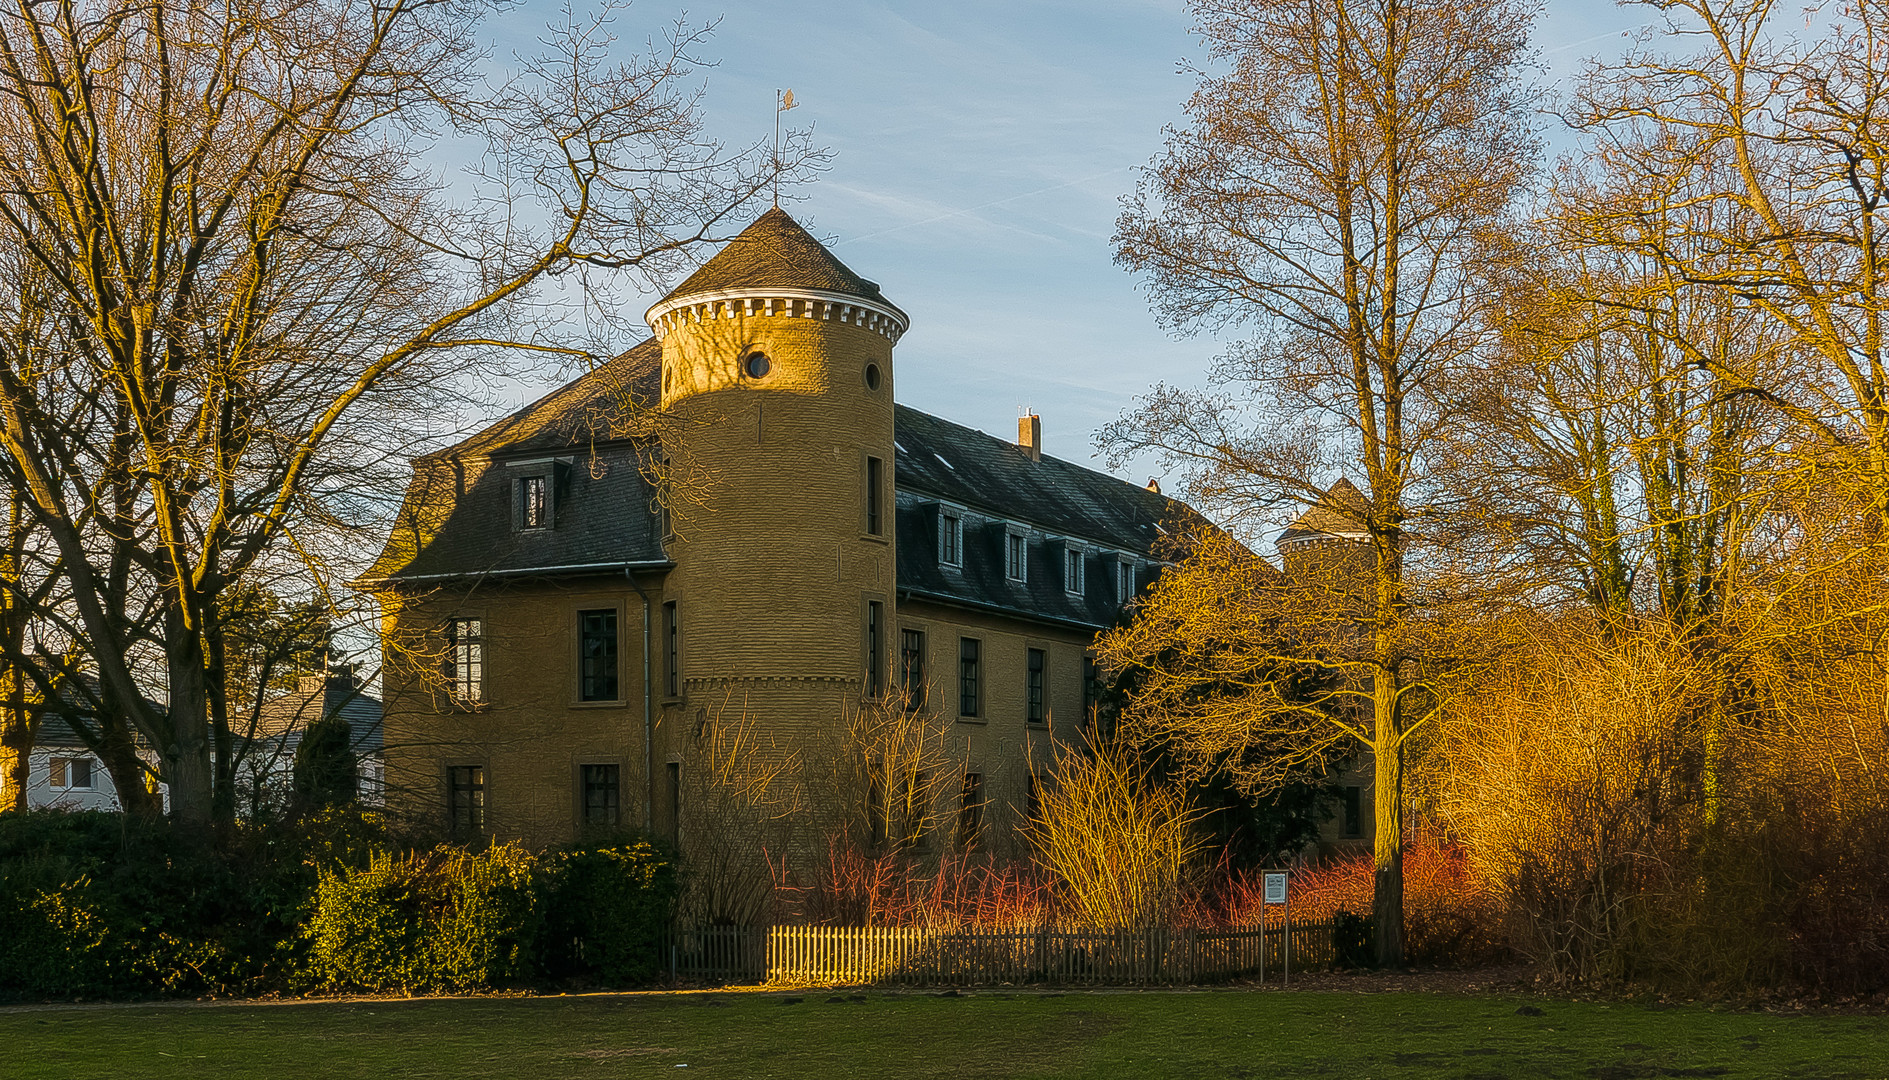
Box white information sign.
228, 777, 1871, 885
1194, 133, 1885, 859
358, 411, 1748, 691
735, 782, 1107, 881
1264, 871, 1289, 905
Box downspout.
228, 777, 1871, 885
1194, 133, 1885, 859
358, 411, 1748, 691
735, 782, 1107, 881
625, 570, 655, 832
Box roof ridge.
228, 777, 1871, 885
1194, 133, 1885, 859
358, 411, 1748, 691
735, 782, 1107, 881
658, 208, 891, 308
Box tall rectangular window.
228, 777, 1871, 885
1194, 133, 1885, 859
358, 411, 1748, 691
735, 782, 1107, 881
1005, 530, 1027, 581
1117, 559, 1136, 601
519, 475, 548, 528
449, 765, 485, 835
959, 773, 984, 849
939, 510, 962, 566
1065, 547, 1085, 593
865, 600, 884, 695
448, 618, 483, 704
901, 629, 927, 710
958, 637, 981, 717
1026, 648, 1046, 724
582, 764, 620, 827
1341, 786, 1363, 838
866, 456, 884, 535
579, 609, 619, 701
663, 601, 679, 698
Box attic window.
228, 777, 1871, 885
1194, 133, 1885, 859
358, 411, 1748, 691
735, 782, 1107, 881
519, 476, 548, 529
939, 509, 963, 567
1005, 528, 1027, 582
1117, 558, 1137, 601
1064, 546, 1085, 594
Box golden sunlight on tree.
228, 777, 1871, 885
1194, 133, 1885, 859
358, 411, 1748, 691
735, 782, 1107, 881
1109, 0, 1539, 964
1025, 741, 1206, 930
0, 0, 820, 829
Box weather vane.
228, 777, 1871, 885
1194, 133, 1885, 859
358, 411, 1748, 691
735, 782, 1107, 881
774, 89, 797, 207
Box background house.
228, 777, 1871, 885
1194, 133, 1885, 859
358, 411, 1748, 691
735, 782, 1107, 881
239, 667, 386, 813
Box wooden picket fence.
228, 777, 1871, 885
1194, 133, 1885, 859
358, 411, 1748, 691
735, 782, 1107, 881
668, 924, 769, 982
667, 920, 1336, 987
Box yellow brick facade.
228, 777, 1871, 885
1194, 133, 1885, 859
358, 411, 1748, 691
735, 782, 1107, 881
369, 210, 1179, 855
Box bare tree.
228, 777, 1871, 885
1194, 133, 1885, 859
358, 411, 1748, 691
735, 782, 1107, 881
0, 0, 820, 829
1109, 0, 1538, 964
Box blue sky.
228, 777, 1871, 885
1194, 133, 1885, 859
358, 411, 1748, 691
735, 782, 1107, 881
480, 1, 1652, 487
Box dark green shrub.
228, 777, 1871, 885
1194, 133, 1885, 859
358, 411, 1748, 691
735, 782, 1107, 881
0, 860, 113, 996
1331, 909, 1374, 969
0, 806, 390, 1000
538, 839, 678, 986
292, 715, 357, 810
306, 842, 539, 993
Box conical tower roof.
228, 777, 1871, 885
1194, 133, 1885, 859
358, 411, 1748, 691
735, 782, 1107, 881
659, 207, 892, 305
1278, 478, 1370, 549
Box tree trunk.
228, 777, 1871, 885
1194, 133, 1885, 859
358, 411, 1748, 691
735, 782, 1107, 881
165, 609, 215, 828
95, 713, 161, 819
1372, 666, 1405, 968
0, 697, 29, 811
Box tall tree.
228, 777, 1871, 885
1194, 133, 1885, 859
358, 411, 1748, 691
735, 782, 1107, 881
1569, 0, 1889, 612
1110, 0, 1537, 964
0, 0, 819, 829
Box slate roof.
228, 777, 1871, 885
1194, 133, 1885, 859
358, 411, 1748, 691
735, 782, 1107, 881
894, 407, 1182, 554
892, 407, 1194, 630
1278, 478, 1371, 548
255, 673, 385, 758
364, 210, 1183, 599
27, 673, 164, 748
363, 342, 668, 585
659, 208, 897, 309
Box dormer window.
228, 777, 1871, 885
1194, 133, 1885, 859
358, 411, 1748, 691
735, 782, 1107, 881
1117, 558, 1137, 601
509, 458, 570, 531
1004, 528, 1028, 582
1064, 546, 1085, 594
939, 509, 963, 567
519, 475, 548, 529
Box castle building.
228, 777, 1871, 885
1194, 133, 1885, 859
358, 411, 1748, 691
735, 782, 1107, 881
362, 209, 1188, 849
1278, 477, 1377, 853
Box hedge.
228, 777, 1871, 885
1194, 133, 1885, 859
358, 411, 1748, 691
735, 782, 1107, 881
0, 809, 679, 1000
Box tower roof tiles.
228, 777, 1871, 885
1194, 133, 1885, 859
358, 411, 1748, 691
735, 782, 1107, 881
660, 208, 892, 306
1278, 478, 1371, 548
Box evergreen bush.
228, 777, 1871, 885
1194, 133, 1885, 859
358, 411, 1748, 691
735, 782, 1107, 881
306, 842, 539, 993
0, 861, 113, 996
538, 839, 678, 985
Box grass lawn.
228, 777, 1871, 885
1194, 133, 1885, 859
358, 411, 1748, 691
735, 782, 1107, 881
3, 988, 1885, 1079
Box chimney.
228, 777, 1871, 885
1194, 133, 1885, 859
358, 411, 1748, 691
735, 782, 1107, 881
1018, 413, 1042, 462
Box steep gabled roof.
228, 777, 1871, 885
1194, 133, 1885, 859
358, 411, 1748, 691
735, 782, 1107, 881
1278, 478, 1371, 548
442, 339, 661, 460
660, 208, 891, 304
361, 341, 667, 586
892, 406, 1185, 553
891, 408, 1200, 630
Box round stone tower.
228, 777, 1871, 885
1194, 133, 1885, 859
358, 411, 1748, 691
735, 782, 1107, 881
645, 208, 908, 744
1277, 477, 1375, 597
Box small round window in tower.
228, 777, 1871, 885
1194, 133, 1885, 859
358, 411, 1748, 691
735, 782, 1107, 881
743, 352, 772, 380
864, 363, 882, 391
